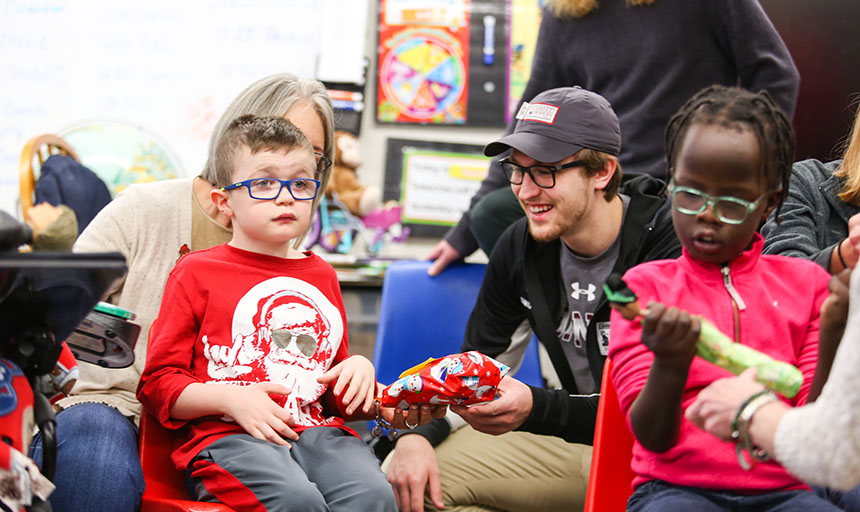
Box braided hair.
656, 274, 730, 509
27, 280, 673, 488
664, 85, 795, 220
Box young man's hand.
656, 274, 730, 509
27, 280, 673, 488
450, 376, 532, 435
386, 434, 445, 512
640, 302, 700, 370
317, 355, 377, 416
222, 383, 298, 446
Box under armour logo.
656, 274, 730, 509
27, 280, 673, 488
571, 282, 596, 301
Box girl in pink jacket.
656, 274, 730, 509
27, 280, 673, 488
608, 85, 842, 511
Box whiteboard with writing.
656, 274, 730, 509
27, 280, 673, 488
0, 0, 367, 216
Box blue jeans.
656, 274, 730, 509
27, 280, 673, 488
29, 402, 145, 512
628, 479, 843, 511
815, 485, 860, 511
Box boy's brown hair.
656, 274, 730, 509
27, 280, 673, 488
213, 114, 313, 189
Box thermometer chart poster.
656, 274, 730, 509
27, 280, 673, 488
377, 0, 471, 125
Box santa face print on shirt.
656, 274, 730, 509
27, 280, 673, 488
201, 276, 343, 426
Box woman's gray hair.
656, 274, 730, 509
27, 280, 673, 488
201, 73, 335, 247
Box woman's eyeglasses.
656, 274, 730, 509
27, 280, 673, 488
314, 152, 332, 174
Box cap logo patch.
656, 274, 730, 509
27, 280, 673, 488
519, 102, 559, 124
515, 102, 531, 120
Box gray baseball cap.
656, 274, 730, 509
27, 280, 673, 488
484, 86, 621, 162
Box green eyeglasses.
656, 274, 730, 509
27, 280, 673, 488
667, 180, 767, 225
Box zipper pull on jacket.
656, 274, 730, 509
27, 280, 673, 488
721, 265, 746, 311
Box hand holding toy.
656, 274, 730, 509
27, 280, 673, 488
604, 273, 803, 398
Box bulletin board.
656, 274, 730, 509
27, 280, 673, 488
0, 0, 368, 217
376, 0, 507, 127
384, 138, 490, 237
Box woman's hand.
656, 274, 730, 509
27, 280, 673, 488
685, 368, 764, 441
382, 403, 448, 430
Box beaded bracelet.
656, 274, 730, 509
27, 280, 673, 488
732, 389, 777, 470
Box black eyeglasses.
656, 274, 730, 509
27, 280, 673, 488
667, 180, 767, 225
221, 177, 321, 201
314, 152, 332, 174
499, 157, 586, 189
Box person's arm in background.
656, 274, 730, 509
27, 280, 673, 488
761, 160, 860, 272
428, 8, 568, 276
716, 0, 799, 119
807, 269, 851, 401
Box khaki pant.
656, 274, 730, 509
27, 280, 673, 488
385, 426, 592, 512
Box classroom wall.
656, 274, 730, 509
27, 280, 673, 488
6, 0, 859, 254
357, 0, 505, 247
1, 0, 368, 217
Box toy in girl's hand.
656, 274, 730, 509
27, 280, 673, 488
604, 273, 804, 398
380, 351, 509, 408
325, 131, 380, 217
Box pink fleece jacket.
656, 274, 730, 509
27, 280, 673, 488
608, 234, 829, 492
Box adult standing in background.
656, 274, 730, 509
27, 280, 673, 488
29, 73, 336, 512
427, 0, 800, 276
762, 102, 860, 273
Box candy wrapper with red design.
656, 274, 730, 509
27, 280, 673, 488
380, 351, 509, 408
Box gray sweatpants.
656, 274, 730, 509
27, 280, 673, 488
188, 427, 397, 512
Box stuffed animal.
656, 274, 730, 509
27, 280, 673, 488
325, 131, 380, 216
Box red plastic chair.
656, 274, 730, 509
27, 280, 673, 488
583, 358, 637, 512
139, 411, 235, 512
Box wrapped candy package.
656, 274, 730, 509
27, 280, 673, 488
380, 351, 510, 408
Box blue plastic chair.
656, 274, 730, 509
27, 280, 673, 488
373, 260, 542, 388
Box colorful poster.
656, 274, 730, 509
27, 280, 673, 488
377, 0, 471, 124
507, 0, 543, 122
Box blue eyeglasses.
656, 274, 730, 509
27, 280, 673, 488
221, 177, 321, 201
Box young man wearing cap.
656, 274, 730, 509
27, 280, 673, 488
425, 0, 799, 278
385, 87, 681, 512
